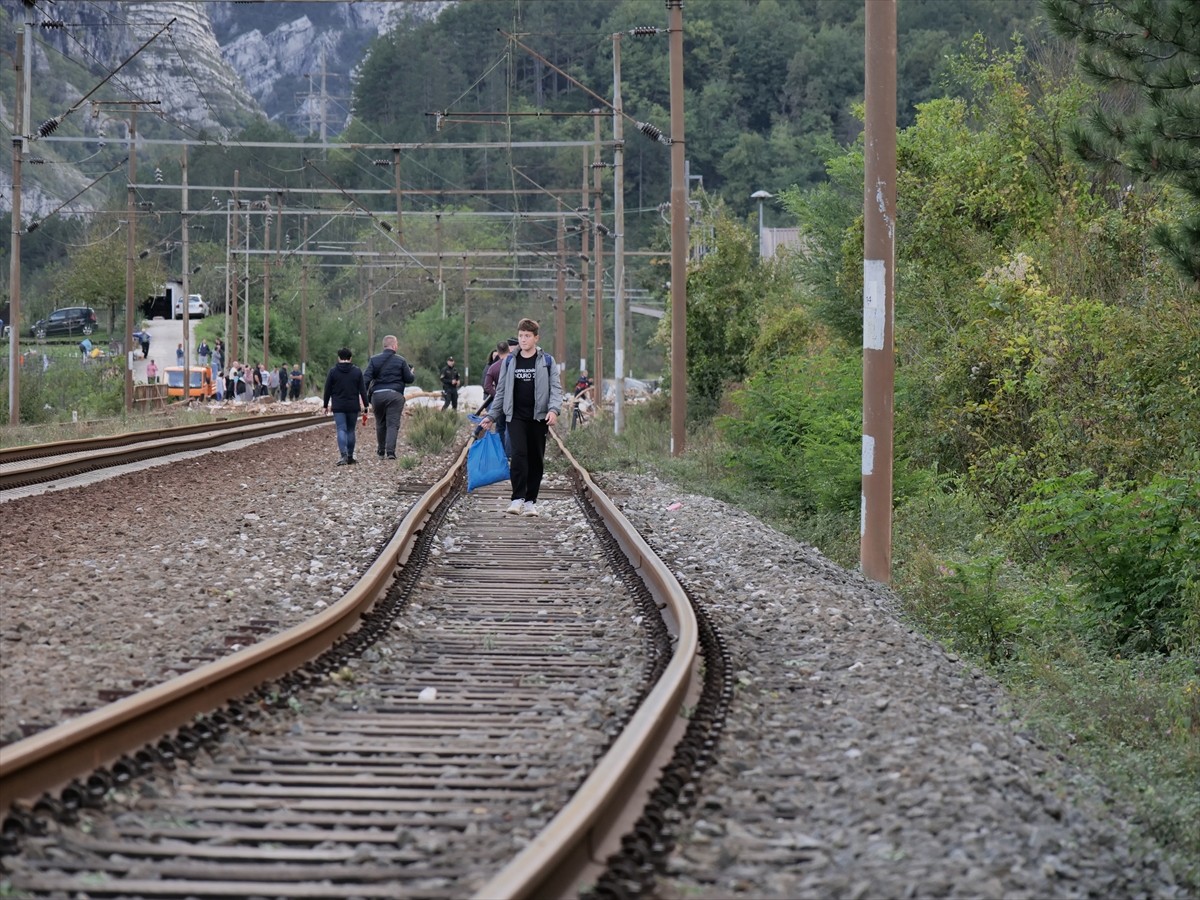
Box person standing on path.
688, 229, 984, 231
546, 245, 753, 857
198, 340, 210, 369
362, 334, 415, 460
322, 347, 368, 466
290, 363, 303, 400
176, 343, 184, 367
145, 359, 158, 384
480, 318, 562, 517
439, 356, 461, 411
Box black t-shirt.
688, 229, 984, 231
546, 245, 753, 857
511, 352, 537, 420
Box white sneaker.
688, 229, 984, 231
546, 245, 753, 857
521, 501, 539, 517
506, 499, 524, 515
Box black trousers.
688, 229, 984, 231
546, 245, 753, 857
506, 417, 547, 503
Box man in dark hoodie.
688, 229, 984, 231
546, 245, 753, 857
322, 347, 369, 466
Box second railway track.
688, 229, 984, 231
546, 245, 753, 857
0, 432, 730, 899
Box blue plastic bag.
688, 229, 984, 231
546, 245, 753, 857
466, 429, 510, 492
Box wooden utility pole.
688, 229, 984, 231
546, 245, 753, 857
861, 0, 897, 583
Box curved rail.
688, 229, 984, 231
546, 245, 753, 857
0, 442, 467, 812
0, 431, 704, 899
478, 434, 701, 898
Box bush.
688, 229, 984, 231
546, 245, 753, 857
1017, 468, 1200, 654
720, 346, 862, 515
405, 405, 459, 454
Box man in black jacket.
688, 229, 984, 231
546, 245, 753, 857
322, 347, 369, 466
362, 334, 416, 460
439, 355, 461, 411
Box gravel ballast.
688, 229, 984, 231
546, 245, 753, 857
0, 429, 1188, 897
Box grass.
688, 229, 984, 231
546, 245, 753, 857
563, 402, 1200, 892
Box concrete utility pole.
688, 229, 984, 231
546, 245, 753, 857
861, 0, 897, 583
8, 5, 31, 425
556, 207, 567, 384
612, 32, 627, 434
262, 196, 271, 370
592, 111, 605, 404
667, 0, 687, 456
229, 171, 240, 366
579, 150, 589, 374
181, 145, 191, 398
124, 109, 139, 414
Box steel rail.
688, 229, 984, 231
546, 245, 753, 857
0, 411, 315, 465
0, 442, 468, 813
1, 433, 702, 900
0, 412, 321, 491
478, 433, 701, 899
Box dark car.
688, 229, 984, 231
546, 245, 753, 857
30, 306, 98, 339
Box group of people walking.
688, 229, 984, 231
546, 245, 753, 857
322, 318, 563, 518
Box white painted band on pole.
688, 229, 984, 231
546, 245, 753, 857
861, 493, 868, 536
862, 433, 875, 476
863, 258, 885, 351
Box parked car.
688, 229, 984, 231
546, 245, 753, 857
172, 293, 209, 319
30, 306, 98, 339
164, 365, 216, 400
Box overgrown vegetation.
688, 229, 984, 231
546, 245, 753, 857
566, 27, 1200, 889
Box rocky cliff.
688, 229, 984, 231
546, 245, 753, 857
0, 1, 449, 219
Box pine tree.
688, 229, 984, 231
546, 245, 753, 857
1045, 0, 1200, 283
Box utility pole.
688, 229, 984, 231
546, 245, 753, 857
612, 32, 627, 433
861, 0, 897, 583
262, 195, 271, 370
300, 216, 310, 381
462, 254, 470, 380
181, 145, 191, 399
8, 6, 31, 425
579, 149, 589, 374
668, 0, 687, 455
592, 111, 605, 405
556, 207, 567, 385
229, 170, 240, 366
124, 108, 139, 414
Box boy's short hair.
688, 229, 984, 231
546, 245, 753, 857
337, 347, 352, 360
517, 318, 539, 336
496, 341, 510, 353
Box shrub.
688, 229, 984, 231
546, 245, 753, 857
405, 405, 459, 454
1017, 469, 1200, 654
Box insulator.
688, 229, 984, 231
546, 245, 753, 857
154, 167, 164, 183
39, 20, 66, 28
636, 121, 669, 145
372, 159, 391, 166
631, 26, 659, 35
37, 117, 60, 138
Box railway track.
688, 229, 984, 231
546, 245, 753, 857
0, 429, 731, 898
0, 411, 320, 493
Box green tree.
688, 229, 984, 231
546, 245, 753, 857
1045, 0, 1200, 283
